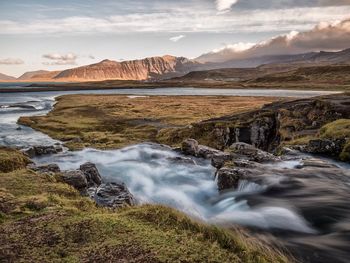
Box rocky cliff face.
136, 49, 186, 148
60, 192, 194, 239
160, 94, 350, 152
54, 55, 198, 81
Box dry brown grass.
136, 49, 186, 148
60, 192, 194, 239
19, 95, 277, 149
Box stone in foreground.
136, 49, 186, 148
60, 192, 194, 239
61, 170, 88, 192
216, 168, 246, 191
94, 182, 136, 208
80, 162, 102, 187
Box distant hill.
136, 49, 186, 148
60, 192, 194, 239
196, 48, 350, 69
0, 72, 16, 81
54, 55, 200, 81
18, 70, 58, 80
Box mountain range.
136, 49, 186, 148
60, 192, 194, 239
1, 48, 350, 82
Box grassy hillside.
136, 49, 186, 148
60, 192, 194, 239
0, 147, 291, 262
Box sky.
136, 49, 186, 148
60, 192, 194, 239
1, 0, 350, 77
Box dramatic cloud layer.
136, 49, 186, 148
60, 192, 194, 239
169, 35, 186, 42
1, 6, 350, 34
42, 53, 77, 65
197, 18, 350, 62
0, 58, 24, 65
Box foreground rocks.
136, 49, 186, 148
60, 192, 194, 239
30, 161, 135, 209
216, 168, 247, 191
80, 162, 102, 187
94, 182, 136, 208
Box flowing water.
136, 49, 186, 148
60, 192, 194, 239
1, 87, 349, 263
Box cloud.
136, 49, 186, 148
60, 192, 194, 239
197, 18, 350, 62
1, 6, 350, 35
169, 34, 186, 42
42, 52, 77, 65
0, 58, 24, 65
88, 55, 95, 59
215, 0, 239, 11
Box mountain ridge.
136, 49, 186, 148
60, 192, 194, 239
0, 72, 16, 81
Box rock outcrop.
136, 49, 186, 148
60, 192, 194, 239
94, 182, 136, 208
169, 94, 350, 157
57, 162, 134, 209
230, 142, 280, 162
24, 145, 63, 158
80, 162, 102, 187
216, 168, 246, 191
303, 139, 346, 156
181, 139, 231, 165
61, 170, 88, 192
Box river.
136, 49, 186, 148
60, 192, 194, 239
1, 86, 349, 263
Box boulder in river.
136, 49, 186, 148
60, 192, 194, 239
79, 162, 102, 187
166, 156, 197, 165
215, 167, 246, 191
181, 139, 199, 156
93, 182, 136, 208
230, 142, 279, 163
182, 138, 232, 167
24, 145, 63, 158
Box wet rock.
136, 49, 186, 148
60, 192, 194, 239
211, 153, 233, 169
181, 139, 199, 156
230, 142, 279, 163
24, 145, 63, 158
232, 159, 257, 168
79, 162, 102, 187
197, 145, 226, 159
94, 182, 135, 209
216, 168, 246, 191
181, 139, 231, 162
250, 116, 277, 150
16, 126, 22, 131
166, 156, 196, 165
304, 139, 346, 156
60, 170, 88, 192
28, 163, 61, 174
297, 159, 338, 169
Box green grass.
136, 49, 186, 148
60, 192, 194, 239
0, 147, 292, 262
